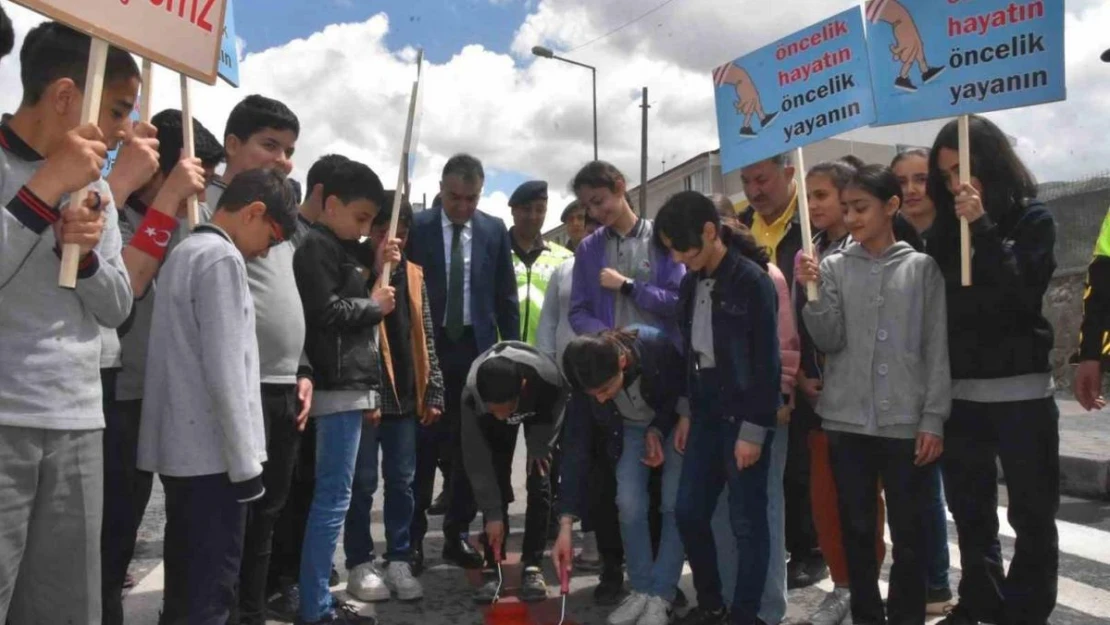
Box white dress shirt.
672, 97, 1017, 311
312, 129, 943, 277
441, 210, 473, 326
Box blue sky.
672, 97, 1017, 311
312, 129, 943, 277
231, 0, 544, 205
234, 0, 530, 63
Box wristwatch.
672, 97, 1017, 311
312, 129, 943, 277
620, 279, 635, 296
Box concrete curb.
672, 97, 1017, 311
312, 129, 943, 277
1059, 454, 1110, 500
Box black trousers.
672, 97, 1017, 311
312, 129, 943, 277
101, 375, 154, 625
235, 384, 303, 625
159, 474, 248, 625
827, 432, 927, 625
268, 415, 317, 593
475, 417, 551, 568
943, 398, 1059, 625
785, 399, 820, 561
429, 328, 481, 543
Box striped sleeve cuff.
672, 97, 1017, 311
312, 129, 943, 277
6, 186, 59, 233
52, 246, 100, 279
77, 251, 100, 279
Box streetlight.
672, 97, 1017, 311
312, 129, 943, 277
532, 45, 598, 162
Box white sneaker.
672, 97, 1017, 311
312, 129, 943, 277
635, 595, 672, 625
607, 591, 650, 625
347, 562, 390, 602
383, 561, 424, 601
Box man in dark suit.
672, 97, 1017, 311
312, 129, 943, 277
406, 154, 520, 572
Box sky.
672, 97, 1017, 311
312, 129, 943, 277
0, 0, 1108, 231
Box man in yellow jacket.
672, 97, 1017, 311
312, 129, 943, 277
509, 181, 573, 345
1073, 49, 1110, 411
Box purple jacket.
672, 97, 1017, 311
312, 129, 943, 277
568, 223, 685, 345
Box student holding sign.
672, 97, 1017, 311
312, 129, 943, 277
342, 191, 442, 603
799, 164, 949, 625
294, 159, 397, 625
0, 22, 138, 624
924, 116, 1060, 625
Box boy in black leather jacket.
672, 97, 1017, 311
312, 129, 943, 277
291, 158, 400, 625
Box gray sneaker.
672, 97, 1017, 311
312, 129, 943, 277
607, 592, 649, 625
807, 587, 851, 625
473, 572, 501, 604
383, 561, 423, 601
520, 566, 548, 603
635, 595, 671, 625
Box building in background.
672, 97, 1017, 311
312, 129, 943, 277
543, 131, 943, 246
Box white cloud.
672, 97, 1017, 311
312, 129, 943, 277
0, 0, 1106, 236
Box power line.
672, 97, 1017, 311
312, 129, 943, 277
565, 0, 682, 54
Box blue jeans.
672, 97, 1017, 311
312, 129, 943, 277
615, 422, 685, 601
925, 463, 951, 592
676, 411, 775, 625
299, 411, 363, 622
712, 421, 787, 624
344, 414, 418, 569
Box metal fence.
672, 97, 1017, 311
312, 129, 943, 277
1041, 173, 1110, 275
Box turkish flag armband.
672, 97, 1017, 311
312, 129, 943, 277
129, 210, 179, 262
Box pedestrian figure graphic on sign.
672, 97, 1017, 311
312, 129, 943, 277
713, 62, 778, 138
866, 0, 945, 91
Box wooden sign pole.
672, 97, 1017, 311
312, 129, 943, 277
794, 147, 817, 301
379, 50, 424, 287
140, 59, 153, 123
180, 74, 199, 228
958, 114, 972, 286
59, 38, 110, 288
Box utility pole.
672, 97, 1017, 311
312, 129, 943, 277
639, 87, 649, 217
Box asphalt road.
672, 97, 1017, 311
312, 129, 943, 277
123, 433, 1110, 625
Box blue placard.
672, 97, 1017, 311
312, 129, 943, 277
219, 0, 240, 87
713, 7, 876, 174
865, 0, 1064, 126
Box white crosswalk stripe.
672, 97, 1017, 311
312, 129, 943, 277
969, 507, 1110, 568
870, 507, 1110, 622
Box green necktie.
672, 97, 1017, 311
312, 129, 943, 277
446, 223, 465, 341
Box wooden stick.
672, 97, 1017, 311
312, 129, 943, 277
59, 38, 110, 289
958, 115, 972, 286
180, 74, 199, 228
140, 59, 153, 123
379, 50, 425, 287
794, 147, 818, 301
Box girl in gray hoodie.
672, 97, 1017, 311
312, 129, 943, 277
798, 164, 950, 625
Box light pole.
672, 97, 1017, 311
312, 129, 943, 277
532, 45, 598, 162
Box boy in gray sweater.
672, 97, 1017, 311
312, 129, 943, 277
203, 95, 318, 625
461, 342, 566, 604
138, 168, 299, 624
0, 23, 137, 624
99, 108, 222, 625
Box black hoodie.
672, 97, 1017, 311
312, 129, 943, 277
926, 199, 1056, 382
